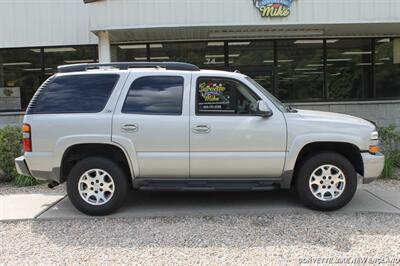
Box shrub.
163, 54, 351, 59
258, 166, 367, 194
0, 126, 38, 186
378, 124, 400, 179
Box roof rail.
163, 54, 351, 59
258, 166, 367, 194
57, 62, 200, 73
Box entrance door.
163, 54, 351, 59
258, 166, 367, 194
189, 74, 287, 178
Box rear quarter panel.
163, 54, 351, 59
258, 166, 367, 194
23, 72, 129, 175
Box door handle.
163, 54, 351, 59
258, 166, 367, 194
121, 124, 138, 132
193, 124, 210, 134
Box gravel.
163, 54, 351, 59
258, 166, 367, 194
1, 213, 400, 265
0, 182, 66, 195
1, 180, 400, 265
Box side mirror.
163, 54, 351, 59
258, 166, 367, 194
254, 100, 273, 117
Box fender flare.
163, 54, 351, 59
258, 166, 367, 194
280, 133, 364, 189
54, 135, 138, 182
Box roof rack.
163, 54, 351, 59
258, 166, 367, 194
57, 62, 200, 73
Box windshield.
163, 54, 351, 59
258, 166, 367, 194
245, 77, 293, 112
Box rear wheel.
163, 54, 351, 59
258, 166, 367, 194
67, 157, 129, 216
295, 152, 357, 211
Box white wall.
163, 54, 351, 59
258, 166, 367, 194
0, 0, 96, 48
1, 0, 400, 49
88, 0, 400, 30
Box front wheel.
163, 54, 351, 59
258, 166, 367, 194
67, 157, 129, 216
295, 152, 357, 211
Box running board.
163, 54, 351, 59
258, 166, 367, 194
134, 179, 281, 191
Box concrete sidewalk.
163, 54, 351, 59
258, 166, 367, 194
1, 187, 399, 221
37, 187, 400, 220
0, 193, 65, 221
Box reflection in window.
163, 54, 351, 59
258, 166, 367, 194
277, 40, 324, 101
112, 44, 148, 62
196, 78, 259, 115
327, 39, 373, 99
27, 74, 119, 114
122, 76, 184, 115
149, 42, 225, 70
0, 48, 42, 110
44, 46, 97, 78
229, 41, 274, 93
375, 38, 400, 98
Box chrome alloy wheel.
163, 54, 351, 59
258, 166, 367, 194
309, 164, 346, 202
78, 169, 115, 206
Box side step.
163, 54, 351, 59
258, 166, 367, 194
134, 179, 281, 192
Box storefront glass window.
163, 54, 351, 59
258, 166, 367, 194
112, 44, 147, 62
149, 42, 225, 70
277, 40, 324, 101
0, 48, 42, 110
327, 39, 373, 100
2, 37, 400, 113
44, 45, 97, 78
375, 38, 400, 98
229, 41, 274, 93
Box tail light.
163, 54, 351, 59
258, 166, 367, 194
22, 123, 32, 152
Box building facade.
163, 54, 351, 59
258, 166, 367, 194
1, 0, 400, 127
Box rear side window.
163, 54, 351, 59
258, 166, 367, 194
27, 74, 119, 114
122, 76, 184, 115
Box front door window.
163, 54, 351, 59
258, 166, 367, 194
196, 77, 259, 115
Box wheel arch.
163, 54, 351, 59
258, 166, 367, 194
59, 143, 135, 185
283, 141, 363, 189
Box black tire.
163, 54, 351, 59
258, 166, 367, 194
295, 152, 357, 211
66, 157, 129, 216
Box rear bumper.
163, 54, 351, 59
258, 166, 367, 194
361, 152, 385, 184
15, 156, 32, 177
15, 155, 59, 182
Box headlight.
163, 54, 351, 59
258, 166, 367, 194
370, 131, 379, 140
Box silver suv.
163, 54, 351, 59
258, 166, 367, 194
15, 62, 385, 215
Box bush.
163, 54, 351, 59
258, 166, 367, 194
0, 126, 38, 186
378, 124, 400, 179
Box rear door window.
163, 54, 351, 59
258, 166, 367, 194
27, 74, 119, 114
122, 76, 184, 115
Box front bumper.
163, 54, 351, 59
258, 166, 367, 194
15, 156, 32, 177
361, 152, 385, 184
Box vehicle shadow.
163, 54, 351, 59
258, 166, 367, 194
118, 189, 304, 217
